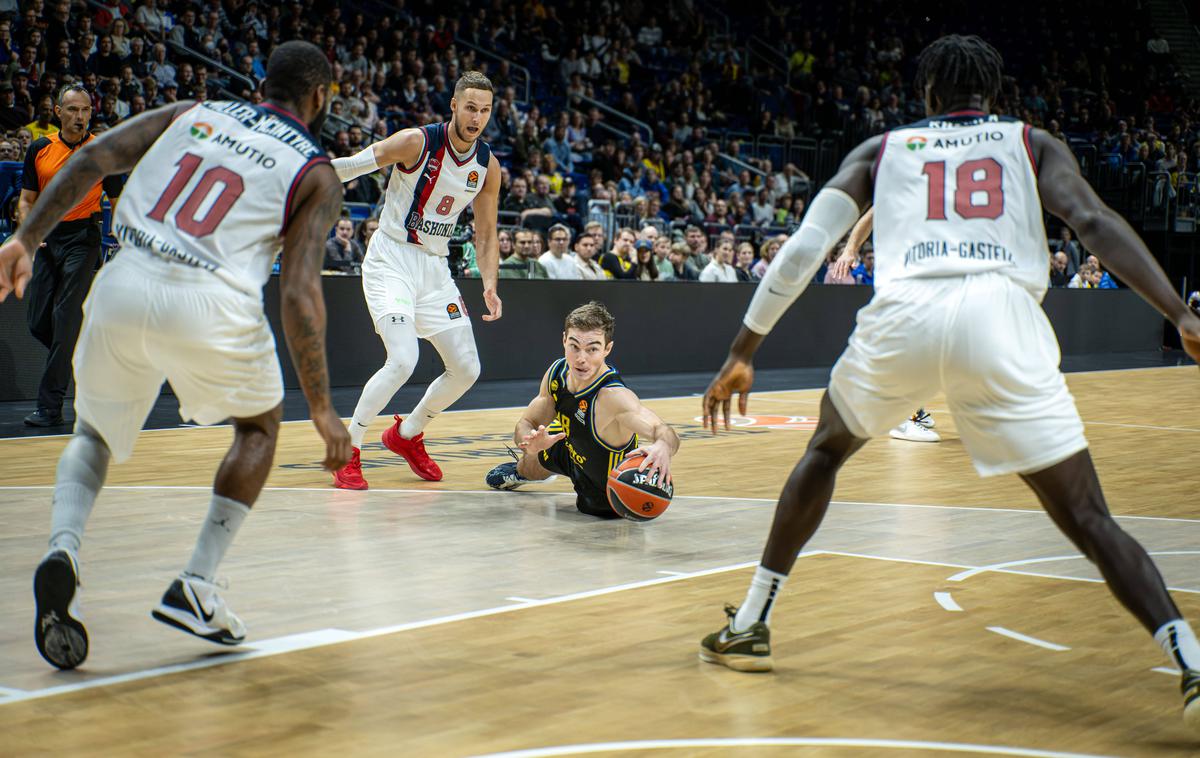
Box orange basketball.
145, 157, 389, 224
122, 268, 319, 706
606, 455, 674, 522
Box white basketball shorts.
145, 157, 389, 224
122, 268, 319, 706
361, 230, 470, 338
828, 272, 1088, 477
72, 249, 283, 463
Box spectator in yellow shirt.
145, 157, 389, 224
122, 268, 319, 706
25, 95, 59, 140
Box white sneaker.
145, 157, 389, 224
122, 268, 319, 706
912, 409, 935, 428
152, 574, 246, 645
890, 420, 941, 442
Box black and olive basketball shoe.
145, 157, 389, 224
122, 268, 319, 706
699, 604, 773, 672
1182, 668, 1200, 731
33, 549, 88, 670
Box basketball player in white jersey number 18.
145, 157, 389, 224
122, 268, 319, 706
698, 35, 1200, 730
329, 71, 502, 490
0, 41, 351, 669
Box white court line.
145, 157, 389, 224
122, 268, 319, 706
0, 686, 28, 697
949, 551, 1200, 583
472, 737, 1112, 758
656, 571, 686, 576
6, 362, 1192, 444
1153, 667, 1181, 676
357, 560, 761, 640
0, 559, 757, 706
934, 592, 963, 612
1083, 421, 1200, 433
505, 597, 536, 603
0, 386, 821, 443
784, 549, 1200, 596
7, 485, 1197, 526
987, 627, 1071, 652
242, 628, 359, 654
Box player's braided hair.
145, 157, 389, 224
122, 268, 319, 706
915, 34, 1003, 111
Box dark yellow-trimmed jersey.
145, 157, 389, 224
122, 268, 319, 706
541, 358, 639, 492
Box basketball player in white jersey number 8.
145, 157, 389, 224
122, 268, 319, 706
697, 35, 1200, 730
329, 71, 503, 490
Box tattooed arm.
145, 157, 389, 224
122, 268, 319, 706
17, 102, 193, 249
280, 161, 352, 471
0, 102, 195, 300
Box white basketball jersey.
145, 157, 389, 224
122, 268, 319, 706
113, 101, 327, 296
378, 121, 491, 257
872, 112, 1048, 298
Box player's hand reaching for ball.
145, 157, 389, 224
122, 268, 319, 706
482, 287, 502, 321
703, 356, 755, 434
629, 439, 673, 486
311, 406, 352, 472
519, 424, 565, 454
1181, 303, 1200, 369
0, 237, 33, 303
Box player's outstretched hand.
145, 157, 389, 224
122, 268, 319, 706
519, 424, 565, 454
312, 406, 352, 472
830, 249, 857, 282
702, 356, 754, 434
0, 237, 33, 303
1181, 309, 1200, 370
482, 287, 502, 321
629, 439, 672, 486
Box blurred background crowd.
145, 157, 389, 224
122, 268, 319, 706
1, 0, 1197, 290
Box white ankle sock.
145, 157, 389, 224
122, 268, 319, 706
184, 495, 250, 581
49, 423, 111, 556
732, 565, 788, 632
1155, 620, 1200, 671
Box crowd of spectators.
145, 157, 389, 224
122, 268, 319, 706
0, 0, 1189, 293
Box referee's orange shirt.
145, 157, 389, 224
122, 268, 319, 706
22, 132, 117, 222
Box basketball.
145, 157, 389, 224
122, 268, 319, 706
606, 455, 674, 522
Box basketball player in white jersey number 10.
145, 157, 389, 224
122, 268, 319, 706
697, 35, 1200, 730
329, 71, 502, 490
0, 41, 351, 669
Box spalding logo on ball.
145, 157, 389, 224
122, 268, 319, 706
606, 455, 674, 522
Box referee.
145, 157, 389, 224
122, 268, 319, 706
20, 83, 122, 427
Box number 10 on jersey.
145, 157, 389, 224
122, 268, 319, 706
147, 152, 245, 237
921, 158, 1004, 221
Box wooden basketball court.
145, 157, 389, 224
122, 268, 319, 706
2, 366, 1199, 756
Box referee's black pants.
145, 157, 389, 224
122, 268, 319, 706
26, 217, 101, 415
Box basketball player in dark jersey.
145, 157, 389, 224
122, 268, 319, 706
485, 301, 680, 518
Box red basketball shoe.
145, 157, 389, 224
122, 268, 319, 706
332, 447, 369, 490
381, 416, 443, 481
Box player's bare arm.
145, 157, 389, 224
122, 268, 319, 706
0, 102, 195, 302
515, 366, 563, 452
596, 386, 680, 483
472, 158, 503, 321
280, 162, 352, 472
832, 205, 874, 281
702, 135, 880, 432
16, 188, 36, 226
1032, 130, 1200, 362
330, 127, 424, 183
